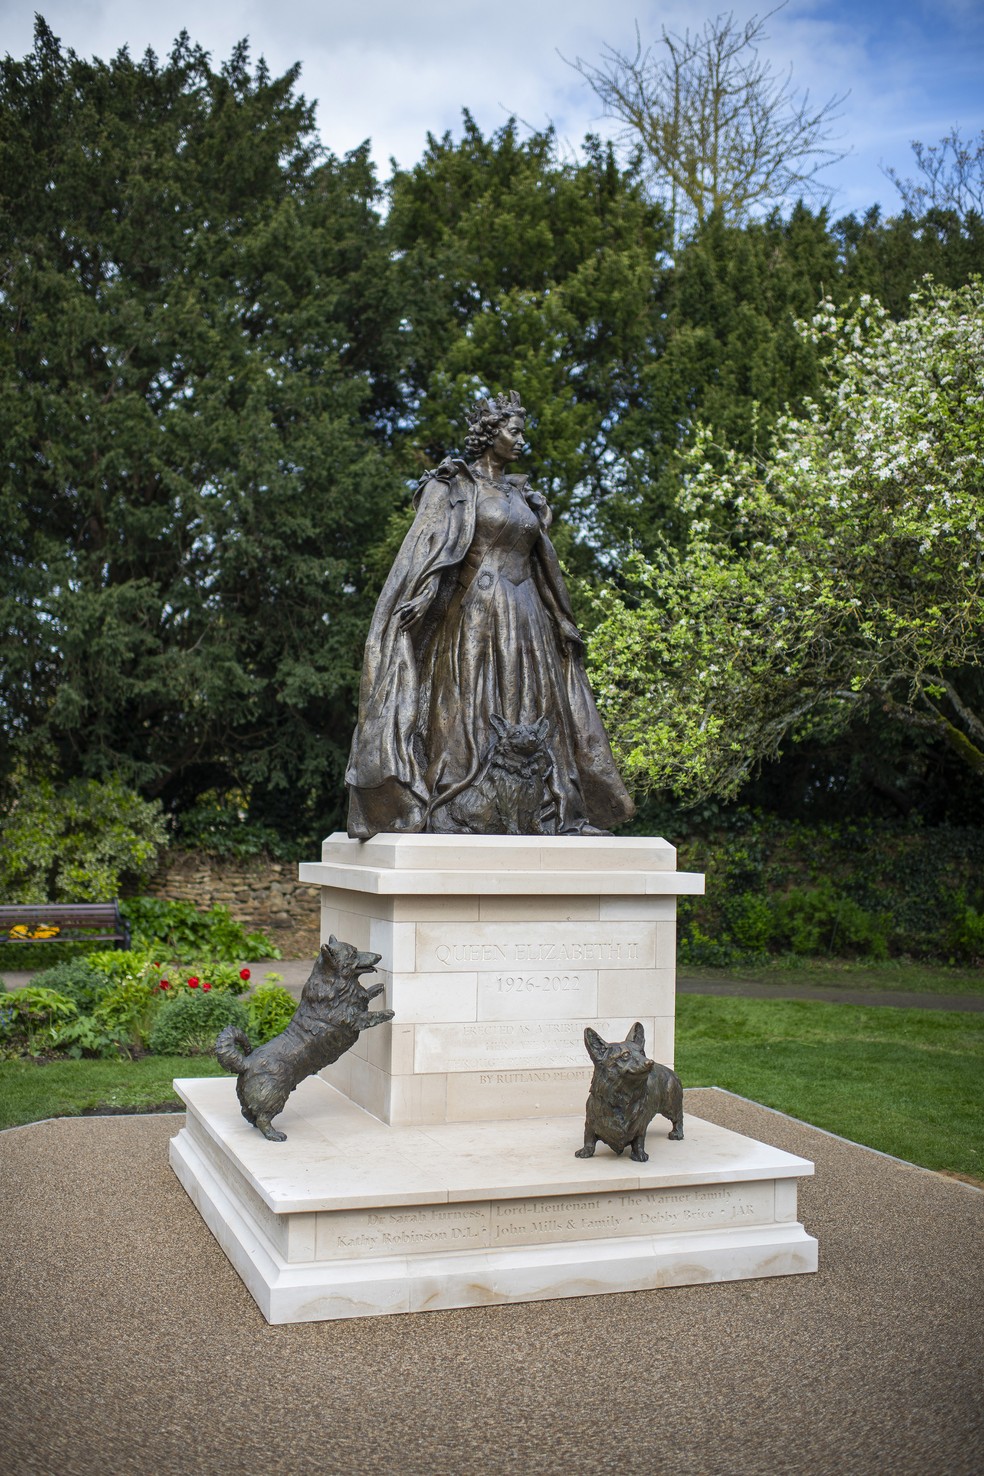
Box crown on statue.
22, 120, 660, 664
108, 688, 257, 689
466, 389, 526, 428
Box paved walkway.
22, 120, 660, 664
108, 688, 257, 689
677, 971, 984, 1012
2, 1088, 980, 1476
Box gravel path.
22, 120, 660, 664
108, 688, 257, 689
2, 1088, 981, 1476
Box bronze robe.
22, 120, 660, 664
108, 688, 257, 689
346, 460, 634, 839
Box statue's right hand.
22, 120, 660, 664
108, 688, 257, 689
397, 596, 427, 630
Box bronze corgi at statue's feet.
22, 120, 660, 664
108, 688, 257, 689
215, 936, 393, 1141
575, 1022, 684, 1162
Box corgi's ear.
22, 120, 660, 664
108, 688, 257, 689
323, 935, 338, 950
629, 1022, 646, 1048
533, 716, 550, 741
584, 1027, 608, 1063
489, 712, 507, 737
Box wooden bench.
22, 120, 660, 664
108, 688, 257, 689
0, 902, 131, 949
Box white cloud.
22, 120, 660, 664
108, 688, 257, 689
2, 0, 982, 216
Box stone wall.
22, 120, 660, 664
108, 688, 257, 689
143, 851, 320, 956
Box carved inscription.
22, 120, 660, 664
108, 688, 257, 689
315, 1183, 775, 1260
494, 973, 583, 993
317, 1204, 488, 1259
476, 969, 598, 1021
416, 922, 654, 972
489, 1184, 773, 1246
415, 1019, 644, 1073
477, 1068, 586, 1086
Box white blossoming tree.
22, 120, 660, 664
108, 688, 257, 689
589, 278, 984, 801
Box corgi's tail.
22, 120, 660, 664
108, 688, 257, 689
215, 1025, 252, 1074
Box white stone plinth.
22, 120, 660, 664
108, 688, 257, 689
170, 1076, 817, 1325
296, 833, 704, 1127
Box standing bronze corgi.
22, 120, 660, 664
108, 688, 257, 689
575, 1022, 683, 1162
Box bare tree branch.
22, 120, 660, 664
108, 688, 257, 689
883, 129, 984, 218
567, 7, 847, 247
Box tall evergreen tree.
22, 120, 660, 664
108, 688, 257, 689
385, 115, 671, 571
836, 205, 984, 317
0, 20, 403, 836
619, 204, 840, 550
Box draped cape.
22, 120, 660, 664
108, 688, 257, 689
345, 460, 634, 839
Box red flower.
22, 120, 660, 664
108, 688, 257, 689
188, 976, 199, 988
239, 968, 251, 981
202, 981, 212, 991
159, 979, 170, 990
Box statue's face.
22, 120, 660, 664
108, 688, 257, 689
493, 414, 526, 462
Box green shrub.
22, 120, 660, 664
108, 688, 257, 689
773, 880, 891, 959
28, 958, 113, 1013
246, 980, 296, 1044
0, 775, 167, 903
172, 794, 292, 860
119, 898, 280, 962
81, 948, 161, 989
50, 1015, 120, 1060
92, 974, 163, 1054
0, 986, 78, 1055
147, 989, 248, 1056
0, 941, 96, 972
945, 893, 984, 964
678, 924, 752, 970
675, 813, 982, 965
722, 891, 777, 953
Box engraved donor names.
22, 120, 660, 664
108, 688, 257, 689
315, 1182, 774, 1259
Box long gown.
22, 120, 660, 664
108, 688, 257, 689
345, 460, 634, 839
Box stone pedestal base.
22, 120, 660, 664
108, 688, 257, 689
297, 833, 704, 1127
170, 1076, 817, 1325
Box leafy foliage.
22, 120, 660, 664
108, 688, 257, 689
24, 958, 113, 1014
171, 794, 293, 860
674, 814, 984, 967
590, 279, 984, 801
386, 116, 670, 566
245, 980, 297, 1044
90, 974, 161, 1054
119, 898, 279, 961
147, 988, 247, 1056
0, 775, 166, 903
0, 21, 403, 839
0, 986, 79, 1055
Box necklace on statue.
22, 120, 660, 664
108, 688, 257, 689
478, 470, 512, 498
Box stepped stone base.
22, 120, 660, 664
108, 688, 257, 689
170, 1076, 817, 1325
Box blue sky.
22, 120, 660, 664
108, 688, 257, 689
2, 1, 982, 218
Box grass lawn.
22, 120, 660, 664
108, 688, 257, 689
676, 994, 984, 1179
0, 1055, 224, 1130
2, 997, 981, 1183
679, 958, 984, 995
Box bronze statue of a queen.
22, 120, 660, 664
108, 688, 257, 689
346, 391, 634, 839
